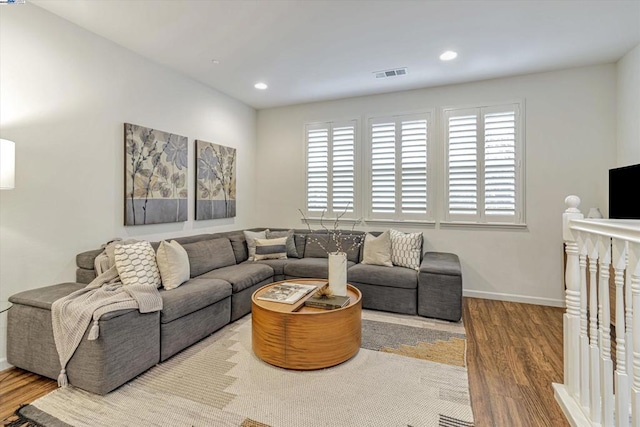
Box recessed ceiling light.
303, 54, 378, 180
439, 51, 458, 61
254, 82, 268, 90
211, 59, 220, 64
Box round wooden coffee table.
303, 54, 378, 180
251, 279, 362, 370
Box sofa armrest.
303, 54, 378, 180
419, 252, 461, 276
418, 252, 462, 322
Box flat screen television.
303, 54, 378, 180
609, 163, 640, 219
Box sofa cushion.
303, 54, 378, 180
420, 252, 461, 276
284, 257, 355, 279
347, 263, 418, 289
76, 249, 104, 270
252, 258, 301, 276
294, 234, 306, 258
303, 234, 362, 263
199, 263, 274, 293
266, 229, 299, 258
8, 282, 136, 321
160, 278, 232, 324
182, 238, 236, 277
229, 234, 249, 264
9, 283, 85, 310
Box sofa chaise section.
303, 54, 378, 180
8, 283, 160, 395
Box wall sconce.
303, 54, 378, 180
0, 139, 16, 190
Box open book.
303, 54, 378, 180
256, 283, 317, 304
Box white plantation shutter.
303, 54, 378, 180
447, 111, 478, 216
445, 103, 522, 223
332, 125, 355, 213
306, 125, 329, 212
371, 121, 396, 213
401, 119, 428, 213
484, 108, 516, 218
369, 113, 431, 220
305, 120, 357, 216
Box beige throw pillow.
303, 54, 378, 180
361, 231, 393, 267
114, 241, 161, 288
156, 240, 190, 290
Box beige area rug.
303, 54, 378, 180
12, 311, 474, 427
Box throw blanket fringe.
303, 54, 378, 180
51, 264, 162, 388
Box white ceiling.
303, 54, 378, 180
32, 0, 640, 110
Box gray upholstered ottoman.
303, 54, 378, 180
7, 283, 160, 395
418, 252, 463, 322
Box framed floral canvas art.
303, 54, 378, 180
124, 123, 188, 225
195, 140, 236, 220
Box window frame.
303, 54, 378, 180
442, 101, 526, 226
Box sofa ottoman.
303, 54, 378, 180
418, 252, 463, 321
8, 283, 160, 395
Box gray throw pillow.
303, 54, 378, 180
266, 229, 299, 258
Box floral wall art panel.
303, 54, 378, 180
196, 140, 236, 220
124, 123, 188, 225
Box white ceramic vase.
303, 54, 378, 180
328, 252, 348, 296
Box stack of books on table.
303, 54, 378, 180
304, 295, 351, 310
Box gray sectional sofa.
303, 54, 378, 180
7, 228, 462, 395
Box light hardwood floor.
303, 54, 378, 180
0, 297, 568, 426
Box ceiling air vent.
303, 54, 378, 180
374, 67, 408, 79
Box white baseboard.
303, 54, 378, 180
463, 289, 565, 308
0, 358, 12, 372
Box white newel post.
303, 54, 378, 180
613, 238, 630, 427
328, 252, 348, 296
630, 241, 640, 427
564, 195, 584, 397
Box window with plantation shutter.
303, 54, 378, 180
305, 120, 358, 216
368, 113, 432, 221
444, 103, 524, 224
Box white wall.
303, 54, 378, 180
616, 43, 640, 166
0, 4, 257, 369
256, 64, 617, 307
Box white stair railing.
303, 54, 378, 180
554, 195, 640, 427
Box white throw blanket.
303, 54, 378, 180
51, 243, 163, 387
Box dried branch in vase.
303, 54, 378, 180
299, 203, 365, 255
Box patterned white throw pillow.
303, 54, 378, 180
389, 229, 423, 270
114, 241, 161, 288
